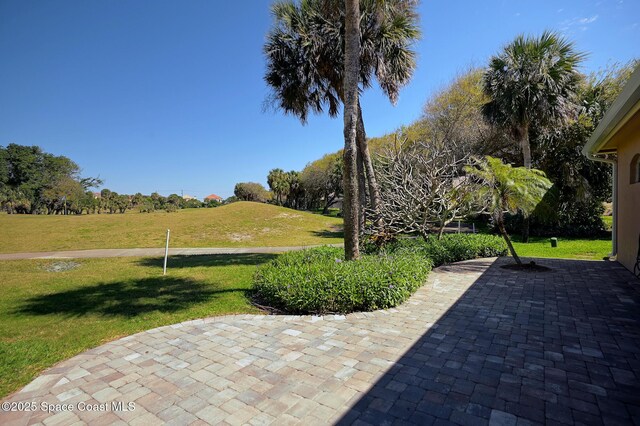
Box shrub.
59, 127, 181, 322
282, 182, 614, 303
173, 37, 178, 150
385, 234, 507, 266
234, 182, 272, 203
360, 231, 398, 254
505, 204, 608, 238
138, 202, 155, 213
254, 234, 506, 315
253, 246, 431, 314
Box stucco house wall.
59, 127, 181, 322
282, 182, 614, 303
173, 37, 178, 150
611, 109, 640, 272
583, 65, 640, 275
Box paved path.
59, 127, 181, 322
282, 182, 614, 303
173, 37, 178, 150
0, 244, 344, 261
2, 257, 639, 426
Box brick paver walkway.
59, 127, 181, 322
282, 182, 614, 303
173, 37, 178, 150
1, 257, 639, 425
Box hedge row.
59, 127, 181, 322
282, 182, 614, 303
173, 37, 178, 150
384, 233, 507, 265
254, 246, 431, 314
253, 234, 506, 314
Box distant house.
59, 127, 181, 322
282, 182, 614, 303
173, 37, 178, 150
204, 194, 223, 202
583, 65, 640, 276
92, 192, 101, 199
182, 194, 196, 201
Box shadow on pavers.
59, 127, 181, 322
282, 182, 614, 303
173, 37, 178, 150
337, 258, 640, 425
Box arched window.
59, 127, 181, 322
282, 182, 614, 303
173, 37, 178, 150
631, 154, 640, 184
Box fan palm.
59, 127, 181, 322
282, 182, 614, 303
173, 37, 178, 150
482, 31, 585, 169
265, 0, 419, 120
267, 168, 290, 206
464, 156, 552, 265
264, 0, 419, 258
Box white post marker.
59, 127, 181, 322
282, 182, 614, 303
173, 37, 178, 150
163, 229, 170, 276
458, 220, 461, 233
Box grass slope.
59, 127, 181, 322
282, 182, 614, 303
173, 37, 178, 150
0, 254, 271, 397
0, 202, 343, 253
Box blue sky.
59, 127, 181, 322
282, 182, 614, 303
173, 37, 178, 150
0, 0, 638, 199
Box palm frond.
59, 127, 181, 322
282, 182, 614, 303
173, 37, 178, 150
263, 0, 420, 122
465, 156, 552, 215
482, 31, 585, 131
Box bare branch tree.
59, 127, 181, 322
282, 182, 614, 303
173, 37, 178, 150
371, 137, 480, 240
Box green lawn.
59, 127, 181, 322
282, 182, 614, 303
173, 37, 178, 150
0, 215, 612, 398
510, 235, 612, 260
0, 202, 344, 253
0, 254, 271, 397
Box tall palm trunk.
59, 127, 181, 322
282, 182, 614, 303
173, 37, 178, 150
335, 87, 379, 234
357, 140, 366, 235
518, 125, 531, 169
518, 123, 532, 242
342, 0, 361, 260
356, 100, 382, 229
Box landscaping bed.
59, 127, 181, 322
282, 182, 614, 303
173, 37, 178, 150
253, 234, 507, 314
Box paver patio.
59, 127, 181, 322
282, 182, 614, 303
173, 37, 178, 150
1, 257, 639, 425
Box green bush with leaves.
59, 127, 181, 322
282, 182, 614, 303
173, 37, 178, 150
383, 234, 508, 265
254, 234, 506, 314
138, 202, 155, 213
253, 246, 431, 314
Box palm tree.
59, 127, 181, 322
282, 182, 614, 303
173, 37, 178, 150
264, 0, 419, 257
267, 168, 290, 206
482, 31, 584, 242
482, 31, 585, 169
464, 156, 552, 265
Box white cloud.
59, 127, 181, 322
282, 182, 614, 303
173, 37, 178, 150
560, 15, 599, 32
578, 15, 599, 24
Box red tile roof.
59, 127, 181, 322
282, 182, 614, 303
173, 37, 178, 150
205, 194, 222, 201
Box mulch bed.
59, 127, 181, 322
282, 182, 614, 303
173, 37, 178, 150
500, 261, 551, 272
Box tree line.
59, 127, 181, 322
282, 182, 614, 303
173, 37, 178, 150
257, 59, 634, 239
369, 59, 634, 239
98, 190, 223, 214
0, 144, 226, 214
232, 151, 343, 214
0, 144, 102, 214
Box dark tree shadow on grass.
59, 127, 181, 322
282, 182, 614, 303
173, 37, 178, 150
15, 277, 233, 318
137, 253, 278, 269
311, 227, 344, 239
